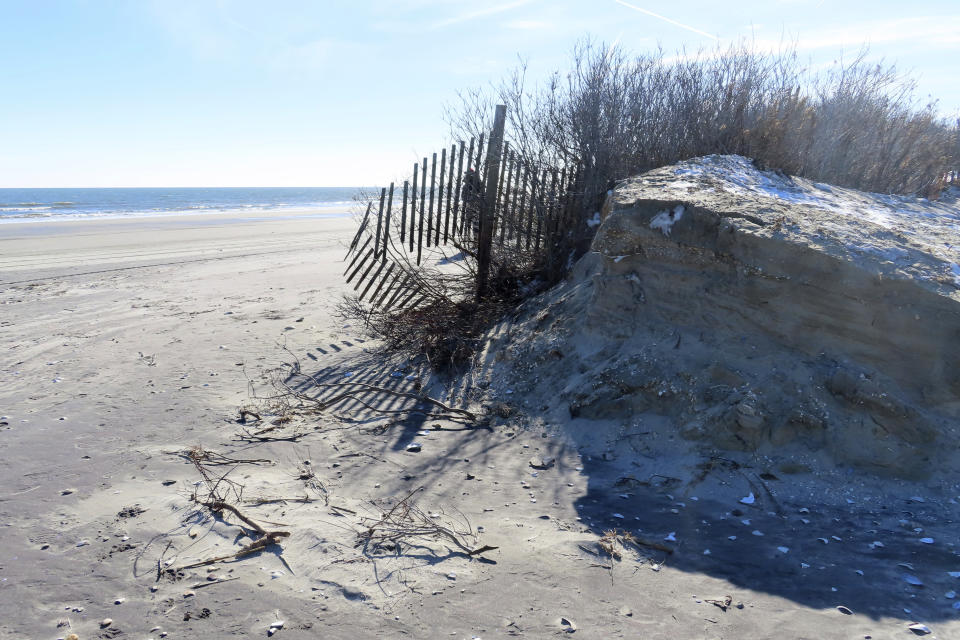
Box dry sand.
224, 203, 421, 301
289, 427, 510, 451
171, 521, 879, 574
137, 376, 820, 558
1, 210, 958, 639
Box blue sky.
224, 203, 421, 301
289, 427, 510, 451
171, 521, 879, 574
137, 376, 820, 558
1, 0, 957, 187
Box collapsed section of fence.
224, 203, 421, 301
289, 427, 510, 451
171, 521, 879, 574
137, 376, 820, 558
343, 105, 593, 311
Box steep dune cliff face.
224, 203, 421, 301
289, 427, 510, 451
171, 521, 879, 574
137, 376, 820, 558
484, 155, 960, 477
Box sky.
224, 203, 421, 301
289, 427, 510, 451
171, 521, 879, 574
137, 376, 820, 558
0, 0, 957, 188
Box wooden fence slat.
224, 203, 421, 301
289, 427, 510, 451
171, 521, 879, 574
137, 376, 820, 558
502, 151, 514, 242
522, 165, 533, 249
383, 182, 394, 262
405, 295, 427, 310
375, 269, 403, 308
373, 187, 386, 260
359, 259, 388, 300
475, 132, 485, 175
498, 147, 513, 246
367, 262, 395, 304
353, 248, 381, 291
534, 168, 548, 251
417, 158, 427, 264
344, 236, 372, 276
395, 287, 421, 310
451, 140, 467, 239
399, 180, 408, 245
385, 274, 412, 308
499, 150, 512, 243
410, 164, 418, 251
555, 167, 568, 242
547, 169, 559, 247
348, 201, 373, 253
427, 152, 437, 248
494, 142, 508, 244
436, 148, 445, 246
346, 246, 375, 284
444, 143, 455, 243
458, 137, 475, 236
509, 152, 522, 243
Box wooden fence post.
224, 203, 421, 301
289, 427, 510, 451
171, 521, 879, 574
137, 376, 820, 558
475, 104, 507, 303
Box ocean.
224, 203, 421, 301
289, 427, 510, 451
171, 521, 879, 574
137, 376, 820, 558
0, 187, 367, 224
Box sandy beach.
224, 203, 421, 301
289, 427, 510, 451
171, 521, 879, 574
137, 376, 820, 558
2, 210, 958, 640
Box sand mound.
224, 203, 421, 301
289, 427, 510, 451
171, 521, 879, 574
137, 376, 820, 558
481, 155, 960, 478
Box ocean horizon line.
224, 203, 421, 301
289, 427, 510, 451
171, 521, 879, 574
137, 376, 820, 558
0, 186, 370, 225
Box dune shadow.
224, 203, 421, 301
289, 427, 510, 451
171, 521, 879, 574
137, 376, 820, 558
572, 452, 960, 623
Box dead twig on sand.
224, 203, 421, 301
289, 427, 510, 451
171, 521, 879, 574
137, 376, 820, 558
181, 446, 270, 466
190, 576, 241, 589
176, 530, 291, 571
244, 496, 316, 505
358, 487, 497, 557
167, 447, 293, 575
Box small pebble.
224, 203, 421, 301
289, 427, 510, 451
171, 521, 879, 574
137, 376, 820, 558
183, 590, 195, 598
100, 618, 113, 628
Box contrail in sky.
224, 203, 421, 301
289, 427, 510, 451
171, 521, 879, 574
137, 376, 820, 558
612, 0, 718, 40
433, 0, 532, 29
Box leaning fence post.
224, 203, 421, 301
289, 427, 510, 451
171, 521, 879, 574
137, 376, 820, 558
475, 104, 507, 303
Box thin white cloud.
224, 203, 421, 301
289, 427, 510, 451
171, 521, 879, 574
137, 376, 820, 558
432, 0, 532, 29
612, 0, 718, 40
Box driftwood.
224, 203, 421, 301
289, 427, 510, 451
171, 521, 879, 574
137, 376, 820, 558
177, 530, 291, 571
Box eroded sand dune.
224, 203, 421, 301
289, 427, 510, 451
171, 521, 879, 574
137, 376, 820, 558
482, 155, 960, 477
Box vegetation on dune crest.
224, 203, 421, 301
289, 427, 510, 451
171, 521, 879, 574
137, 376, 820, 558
449, 39, 960, 200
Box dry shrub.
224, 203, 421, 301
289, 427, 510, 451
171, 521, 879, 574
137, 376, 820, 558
448, 40, 960, 201
340, 293, 517, 371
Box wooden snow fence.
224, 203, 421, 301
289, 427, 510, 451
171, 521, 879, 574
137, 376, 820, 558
343, 105, 590, 309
